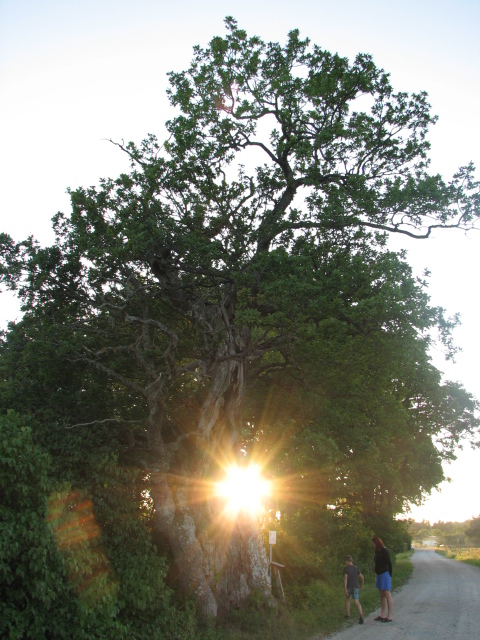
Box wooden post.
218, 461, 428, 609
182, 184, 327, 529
268, 530, 276, 589
269, 543, 273, 586
270, 561, 286, 603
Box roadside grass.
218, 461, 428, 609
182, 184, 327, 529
435, 547, 480, 569
323, 550, 413, 635
216, 551, 414, 640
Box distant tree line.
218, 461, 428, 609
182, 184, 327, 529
409, 517, 480, 547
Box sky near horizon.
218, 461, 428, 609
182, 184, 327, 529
1, 0, 479, 523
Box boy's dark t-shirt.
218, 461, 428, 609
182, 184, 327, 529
343, 564, 360, 589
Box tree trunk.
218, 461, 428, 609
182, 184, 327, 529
151, 471, 272, 616
150, 301, 272, 616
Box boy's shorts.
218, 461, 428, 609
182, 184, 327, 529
347, 587, 359, 600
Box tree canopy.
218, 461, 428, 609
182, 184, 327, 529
1, 17, 479, 628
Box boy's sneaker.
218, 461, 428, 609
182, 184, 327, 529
359, 616, 364, 624
344, 615, 350, 619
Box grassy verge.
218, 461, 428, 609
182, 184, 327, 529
214, 551, 414, 640
322, 550, 413, 636
436, 547, 480, 568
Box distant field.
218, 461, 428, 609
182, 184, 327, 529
435, 547, 480, 568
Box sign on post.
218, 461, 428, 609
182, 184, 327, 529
268, 530, 286, 603
268, 531, 276, 585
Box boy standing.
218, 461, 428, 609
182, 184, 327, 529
343, 555, 364, 624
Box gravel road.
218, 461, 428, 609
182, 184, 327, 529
318, 549, 480, 640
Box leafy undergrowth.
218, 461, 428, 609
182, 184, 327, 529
436, 547, 480, 568
214, 551, 414, 640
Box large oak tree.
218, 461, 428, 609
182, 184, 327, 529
1, 18, 479, 616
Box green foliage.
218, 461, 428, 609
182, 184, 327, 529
409, 517, 480, 548
0, 15, 479, 636
465, 516, 480, 544
0, 411, 75, 639
0, 411, 202, 639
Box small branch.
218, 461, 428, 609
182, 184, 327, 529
66, 417, 143, 430
105, 138, 148, 168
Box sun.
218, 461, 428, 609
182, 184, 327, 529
216, 464, 270, 517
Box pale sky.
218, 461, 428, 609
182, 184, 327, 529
1, 0, 479, 523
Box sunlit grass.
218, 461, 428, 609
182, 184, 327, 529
436, 547, 480, 568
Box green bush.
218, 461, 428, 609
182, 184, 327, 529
0, 411, 77, 638
0, 411, 201, 639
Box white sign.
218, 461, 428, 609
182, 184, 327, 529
269, 530, 277, 545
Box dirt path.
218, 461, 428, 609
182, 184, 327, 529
317, 549, 480, 640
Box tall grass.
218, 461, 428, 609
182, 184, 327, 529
436, 547, 480, 568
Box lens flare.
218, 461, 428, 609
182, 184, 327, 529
216, 464, 270, 516
47, 489, 117, 604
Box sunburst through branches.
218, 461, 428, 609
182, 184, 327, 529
215, 464, 271, 517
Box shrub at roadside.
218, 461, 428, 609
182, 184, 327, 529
0, 411, 211, 639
